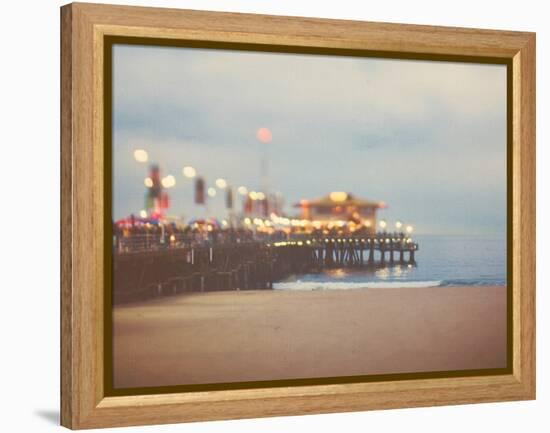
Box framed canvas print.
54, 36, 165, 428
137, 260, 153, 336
60, 3, 535, 429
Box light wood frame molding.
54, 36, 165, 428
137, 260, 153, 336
60, 2, 535, 429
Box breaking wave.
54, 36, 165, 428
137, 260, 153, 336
273, 280, 444, 291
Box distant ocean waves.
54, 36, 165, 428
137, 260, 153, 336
273, 279, 506, 291
273, 236, 506, 291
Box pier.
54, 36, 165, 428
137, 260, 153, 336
113, 233, 419, 304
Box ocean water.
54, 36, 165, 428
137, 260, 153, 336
274, 235, 507, 290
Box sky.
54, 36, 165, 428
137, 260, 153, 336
112, 44, 507, 236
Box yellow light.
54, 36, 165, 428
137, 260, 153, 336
182, 166, 196, 178
161, 175, 176, 188
238, 186, 248, 195
364, 219, 372, 227
257, 192, 266, 200
406, 225, 414, 234
221, 220, 228, 227
144, 177, 153, 188
215, 178, 227, 189
139, 210, 147, 218
207, 187, 216, 197
169, 234, 176, 242
379, 220, 387, 229
329, 191, 348, 202
133, 149, 148, 163
249, 191, 258, 200
244, 217, 252, 225
395, 221, 403, 229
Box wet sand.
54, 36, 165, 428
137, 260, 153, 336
113, 286, 507, 388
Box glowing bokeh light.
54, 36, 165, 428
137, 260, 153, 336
237, 186, 248, 195
379, 220, 387, 229
215, 178, 227, 189
256, 127, 272, 143
144, 177, 153, 188
161, 175, 176, 188
133, 149, 148, 163
329, 191, 348, 202
207, 187, 216, 197
182, 166, 196, 178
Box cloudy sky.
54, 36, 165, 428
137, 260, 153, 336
112, 44, 507, 236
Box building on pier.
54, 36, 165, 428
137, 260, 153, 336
293, 192, 386, 234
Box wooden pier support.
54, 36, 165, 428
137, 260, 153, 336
113, 235, 419, 304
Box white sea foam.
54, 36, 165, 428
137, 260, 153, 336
273, 280, 443, 291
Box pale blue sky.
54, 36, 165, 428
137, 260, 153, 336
112, 44, 507, 236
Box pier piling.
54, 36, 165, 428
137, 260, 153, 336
113, 234, 418, 303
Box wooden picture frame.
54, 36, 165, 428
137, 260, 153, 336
61, 2, 535, 429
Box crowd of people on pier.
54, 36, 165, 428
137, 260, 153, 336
113, 217, 411, 254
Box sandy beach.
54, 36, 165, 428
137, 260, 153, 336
113, 285, 507, 388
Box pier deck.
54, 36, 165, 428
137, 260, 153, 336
113, 234, 419, 303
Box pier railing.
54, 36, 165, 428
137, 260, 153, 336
114, 232, 417, 255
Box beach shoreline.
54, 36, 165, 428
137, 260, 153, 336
113, 285, 507, 389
